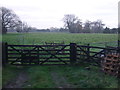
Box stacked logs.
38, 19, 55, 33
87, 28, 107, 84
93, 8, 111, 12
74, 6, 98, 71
101, 53, 120, 77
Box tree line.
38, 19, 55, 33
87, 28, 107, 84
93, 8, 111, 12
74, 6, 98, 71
62, 14, 118, 33
1, 7, 118, 34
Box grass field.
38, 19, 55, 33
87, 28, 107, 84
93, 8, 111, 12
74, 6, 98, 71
2, 32, 119, 88
2, 32, 118, 46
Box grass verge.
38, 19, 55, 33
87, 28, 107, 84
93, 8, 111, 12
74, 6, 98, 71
24, 66, 55, 88
57, 65, 118, 88
2, 65, 20, 87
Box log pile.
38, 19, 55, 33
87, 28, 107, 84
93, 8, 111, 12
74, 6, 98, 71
101, 53, 120, 77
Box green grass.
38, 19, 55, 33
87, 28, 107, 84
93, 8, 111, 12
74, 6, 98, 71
56, 65, 118, 88
2, 32, 119, 88
2, 65, 20, 86
2, 33, 118, 46
3, 65, 118, 88
23, 65, 118, 88
25, 66, 55, 88
0, 67, 2, 89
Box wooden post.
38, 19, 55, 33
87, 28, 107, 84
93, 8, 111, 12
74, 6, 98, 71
118, 43, 120, 78
117, 58, 120, 78
118, 40, 120, 54
70, 43, 77, 65
2, 42, 8, 67
37, 47, 39, 64
87, 44, 90, 62
118, 40, 120, 47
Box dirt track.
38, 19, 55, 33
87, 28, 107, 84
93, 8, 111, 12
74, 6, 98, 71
3, 68, 28, 88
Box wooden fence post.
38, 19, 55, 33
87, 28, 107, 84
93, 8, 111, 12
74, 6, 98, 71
70, 43, 77, 65
118, 40, 120, 78
118, 60, 120, 78
118, 40, 120, 47
2, 42, 8, 67
118, 40, 120, 53
87, 44, 90, 62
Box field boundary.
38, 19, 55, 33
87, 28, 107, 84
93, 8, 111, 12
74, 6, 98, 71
2, 42, 120, 66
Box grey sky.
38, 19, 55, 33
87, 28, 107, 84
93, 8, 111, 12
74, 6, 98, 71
0, 0, 119, 29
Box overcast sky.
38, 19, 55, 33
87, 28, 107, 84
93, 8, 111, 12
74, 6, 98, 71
0, 0, 119, 29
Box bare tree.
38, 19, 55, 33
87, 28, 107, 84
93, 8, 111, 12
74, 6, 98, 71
74, 20, 82, 33
91, 20, 105, 33
83, 20, 91, 33
63, 14, 82, 33
0, 10, 2, 34
16, 22, 30, 33
1, 7, 21, 34
21, 22, 30, 33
